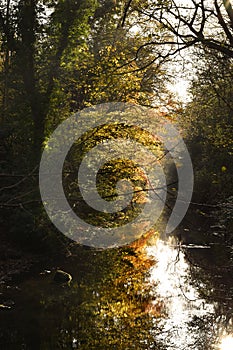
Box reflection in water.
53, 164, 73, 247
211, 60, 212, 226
0, 235, 233, 349
147, 238, 230, 350
0, 247, 161, 349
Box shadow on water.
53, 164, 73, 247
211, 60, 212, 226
0, 230, 233, 350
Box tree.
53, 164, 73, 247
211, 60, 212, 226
122, 0, 233, 63
0, 0, 168, 160
182, 50, 233, 202
0, 0, 98, 159
0, 0, 169, 247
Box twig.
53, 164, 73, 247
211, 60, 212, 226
0, 165, 38, 193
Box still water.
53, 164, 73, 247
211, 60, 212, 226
0, 233, 233, 349
147, 238, 231, 350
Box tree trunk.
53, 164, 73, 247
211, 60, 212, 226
18, 0, 46, 160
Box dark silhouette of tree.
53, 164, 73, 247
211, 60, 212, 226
122, 0, 233, 62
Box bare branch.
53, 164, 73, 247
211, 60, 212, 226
0, 165, 38, 193
223, 0, 233, 27
215, 0, 233, 45
122, 0, 233, 65
121, 0, 133, 27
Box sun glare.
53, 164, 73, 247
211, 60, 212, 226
169, 80, 190, 101
219, 335, 233, 350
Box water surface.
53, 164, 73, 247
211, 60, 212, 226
0, 232, 233, 349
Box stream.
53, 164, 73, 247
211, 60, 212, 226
0, 230, 233, 349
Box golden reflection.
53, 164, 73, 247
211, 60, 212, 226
147, 237, 215, 349
219, 335, 233, 350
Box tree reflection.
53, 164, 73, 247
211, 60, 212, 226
1, 232, 233, 349
180, 233, 233, 349
0, 241, 165, 349
39, 245, 165, 349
